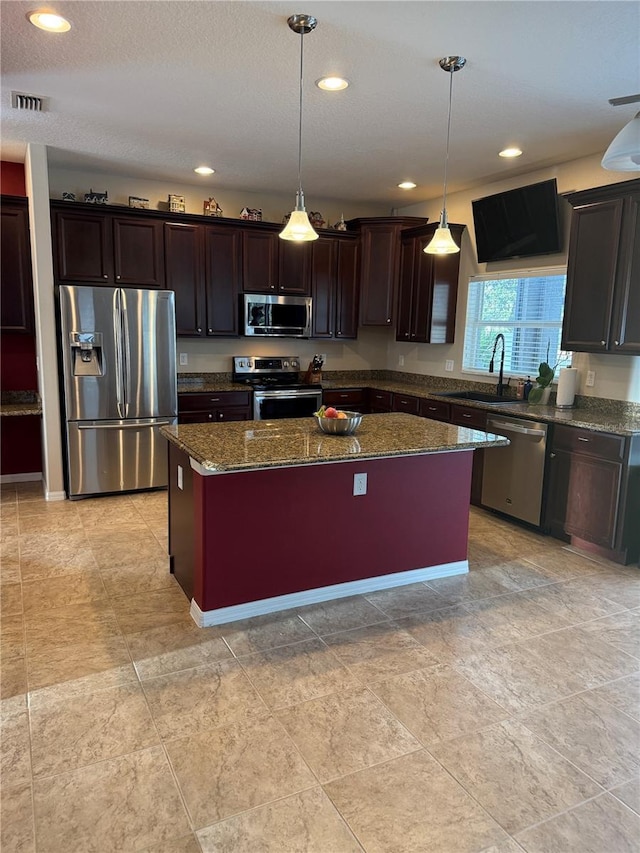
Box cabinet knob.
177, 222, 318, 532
208, 413, 213, 419
550, 452, 556, 458
208, 328, 213, 334
218, 413, 224, 420
197, 327, 202, 333
269, 284, 275, 290
615, 340, 620, 346
601, 340, 606, 346
404, 332, 409, 338
387, 318, 391, 324
116, 275, 121, 280
103, 274, 108, 279
337, 331, 342, 336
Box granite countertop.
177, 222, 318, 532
0, 391, 42, 417
161, 412, 510, 475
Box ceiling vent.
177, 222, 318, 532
11, 91, 46, 112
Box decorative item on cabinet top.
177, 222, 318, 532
204, 197, 223, 216
241, 207, 262, 221
168, 194, 186, 213
84, 189, 108, 204
62, 191, 76, 202
129, 196, 149, 209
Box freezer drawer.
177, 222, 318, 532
66, 418, 176, 498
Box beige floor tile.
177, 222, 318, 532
15, 481, 46, 502
30, 682, 159, 778
33, 746, 190, 853
425, 571, 514, 603
18, 512, 84, 535
0, 782, 34, 853
1, 518, 19, 537
166, 716, 316, 827
565, 570, 640, 611
578, 608, 640, 659
77, 502, 148, 531
25, 601, 121, 655
239, 638, 360, 709
197, 787, 362, 853
364, 582, 455, 617
323, 621, 441, 682
278, 686, 420, 782
220, 610, 317, 655
1, 653, 27, 708
99, 557, 176, 597
19, 532, 97, 580
325, 749, 512, 853
477, 558, 573, 592
110, 585, 190, 634
142, 659, 268, 739
22, 571, 108, 615
1, 582, 23, 617
431, 718, 602, 835
141, 835, 202, 853
592, 672, 640, 721
0, 708, 31, 787
461, 591, 572, 642
297, 594, 389, 635
610, 777, 640, 814
1, 536, 21, 583
523, 546, 609, 580
125, 621, 231, 680
516, 581, 626, 625
514, 792, 640, 853
17, 499, 79, 519
0, 484, 17, 503
86, 529, 167, 569
27, 634, 136, 699
372, 664, 509, 745
519, 690, 640, 788
1, 612, 25, 659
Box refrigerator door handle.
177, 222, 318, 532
113, 289, 125, 419
121, 291, 131, 418
77, 420, 173, 430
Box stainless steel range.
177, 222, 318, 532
233, 356, 322, 420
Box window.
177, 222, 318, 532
462, 268, 569, 378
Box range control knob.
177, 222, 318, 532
283, 361, 289, 368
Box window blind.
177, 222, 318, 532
462, 268, 569, 378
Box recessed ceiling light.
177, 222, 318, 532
398, 181, 417, 190
499, 147, 523, 158
316, 77, 349, 91
28, 10, 71, 32
194, 166, 215, 175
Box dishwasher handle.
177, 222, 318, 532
487, 419, 546, 439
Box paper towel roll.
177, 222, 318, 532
556, 367, 578, 408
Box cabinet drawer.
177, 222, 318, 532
324, 389, 364, 407
178, 391, 251, 412
392, 393, 420, 415
420, 398, 451, 422
552, 425, 625, 461
367, 389, 393, 410
450, 405, 487, 429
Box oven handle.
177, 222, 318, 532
254, 391, 322, 400
487, 418, 546, 439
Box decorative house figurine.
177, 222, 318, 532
129, 196, 149, 209
309, 211, 325, 228
84, 189, 108, 204
204, 197, 223, 217
240, 207, 262, 221
168, 194, 186, 213
62, 191, 76, 202
334, 213, 347, 231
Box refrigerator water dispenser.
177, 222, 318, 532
70, 332, 103, 376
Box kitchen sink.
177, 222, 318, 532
434, 390, 527, 404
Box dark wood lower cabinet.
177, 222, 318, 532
178, 391, 251, 423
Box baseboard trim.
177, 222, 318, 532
189, 560, 469, 627
1, 472, 42, 483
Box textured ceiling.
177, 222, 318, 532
1, 0, 639, 206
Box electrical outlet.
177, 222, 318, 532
586, 370, 595, 387
353, 473, 367, 496
398, 355, 405, 367
445, 359, 454, 372
179, 353, 188, 366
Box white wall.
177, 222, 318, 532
393, 155, 640, 403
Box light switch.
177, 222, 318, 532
179, 353, 188, 366
586, 370, 595, 387
445, 359, 454, 372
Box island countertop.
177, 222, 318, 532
161, 412, 509, 474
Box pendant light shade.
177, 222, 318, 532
280, 14, 319, 242
425, 56, 466, 256
601, 111, 640, 171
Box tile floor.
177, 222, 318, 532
1, 482, 639, 852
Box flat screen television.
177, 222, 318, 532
472, 178, 562, 263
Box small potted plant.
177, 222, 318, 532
528, 343, 568, 405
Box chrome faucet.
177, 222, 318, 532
489, 333, 506, 396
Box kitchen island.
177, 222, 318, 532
161, 413, 509, 626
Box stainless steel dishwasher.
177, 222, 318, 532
481, 414, 548, 526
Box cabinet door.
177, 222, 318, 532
429, 249, 461, 344
561, 200, 623, 352
419, 398, 450, 422
410, 244, 434, 342
392, 393, 420, 415
242, 230, 278, 292
54, 210, 112, 283
204, 226, 241, 336
113, 217, 165, 287
335, 240, 359, 339
165, 223, 205, 336
396, 239, 415, 342
563, 454, 622, 548
358, 225, 400, 326
311, 237, 336, 338
1, 201, 34, 334
611, 192, 640, 354
278, 240, 311, 294
544, 448, 572, 540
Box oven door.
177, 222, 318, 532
254, 389, 322, 420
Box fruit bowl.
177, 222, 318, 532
314, 411, 362, 435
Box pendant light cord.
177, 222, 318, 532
441, 67, 454, 218
297, 29, 305, 203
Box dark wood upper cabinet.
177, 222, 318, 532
562, 178, 640, 354
164, 222, 205, 336
396, 222, 464, 344
347, 217, 427, 326
53, 208, 112, 282
278, 240, 311, 294
242, 229, 279, 293
1, 196, 34, 334
112, 217, 164, 287
335, 239, 359, 339
204, 225, 241, 336
310, 237, 336, 338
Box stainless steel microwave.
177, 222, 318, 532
243, 293, 312, 338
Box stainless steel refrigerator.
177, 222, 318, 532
58, 285, 177, 498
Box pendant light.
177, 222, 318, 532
425, 56, 466, 255
280, 13, 319, 242
601, 94, 640, 171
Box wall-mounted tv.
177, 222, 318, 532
472, 178, 562, 263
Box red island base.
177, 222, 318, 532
168, 444, 473, 626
